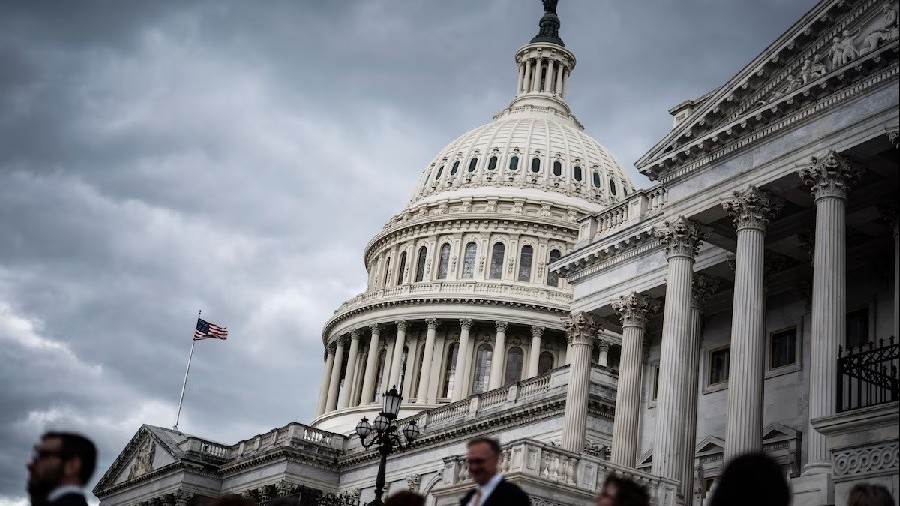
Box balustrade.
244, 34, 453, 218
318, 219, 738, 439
837, 337, 899, 412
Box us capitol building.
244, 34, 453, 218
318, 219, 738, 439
94, 1, 899, 505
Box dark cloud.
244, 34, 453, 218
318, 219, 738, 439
0, 0, 818, 503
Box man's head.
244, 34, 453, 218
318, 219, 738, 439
466, 437, 501, 486
596, 475, 649, 506
27, 432, 97, 503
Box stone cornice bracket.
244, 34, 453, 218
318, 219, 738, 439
691, 273, 720, 310
564, 311, 602, 346
426, 318, 440, 330
495, 320, 509, 332
654, 216, 704, 259
531, 325, 545, 339
722, 185, 784, 231
460, 318, 474, 330
887, 129, 899, 150
612, 292, 659, 327
798, 151, 864, 201
396, 320, 408, 332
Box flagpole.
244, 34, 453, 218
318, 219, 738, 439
174, 310, 200, 431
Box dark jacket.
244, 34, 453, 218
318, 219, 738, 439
459, 477, 531, 506
48, 493, 89, 506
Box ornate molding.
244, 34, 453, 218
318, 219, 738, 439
888, 128, 899, 150
612, 292, 659, 327
460, 318, 474, 330
396, 320, 408, 332
531, 326, 545, 339
690, 274, 720, 310
798, 151, 864, 201
564, 312, 602, 346
495, 321, 509, 333
425, 318, 439, 330
832, 441, 899, 477
654, 216, 704, 260
722, 185, 783, 231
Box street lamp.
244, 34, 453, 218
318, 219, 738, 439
356, 386, 422, 506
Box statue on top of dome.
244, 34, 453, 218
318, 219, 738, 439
532, 0, 565, 46
542, 0, 558, 15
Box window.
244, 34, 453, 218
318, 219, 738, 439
396, 251, 407, 285
652, 364, 660, 400
573, 165, 583, 181
441, 343, 459, 398
414, 246, 427, 282
451, 160, 460, 175
531, 157, 541, 173
383, 257, 392, 286
462, 242, 477, 279
504, 347, 524, 385
509, 155, 519, 170
847, 308, 869, 349
770, 328, 797, 370
708, 347, 730, 386
437, 243, 451, 279
489, 243, 505, 279
468, 158, 478, 172
592, 171, 602, 188
538, 351, 555, 374
487, 156, 498, 170
552, 160, 563, 176
546, 249, 561, 287
472, 344, 493, 394
436, 165, 444, 179
609, 179, 618, 196
518, 245, 533, 282
374, 349, 387, 401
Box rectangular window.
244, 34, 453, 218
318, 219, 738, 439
846, 307, 869, 349
770, 327, 797, 370
708, 347, 730, 386
652, 364, 660, 401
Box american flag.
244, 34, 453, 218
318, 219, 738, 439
193, 318, 228, 341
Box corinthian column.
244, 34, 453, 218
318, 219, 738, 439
416, 319, 439, 404
325, 338, 346, 412
681, 274, 718, 500
597, 341, 610, 367
885, 208, 899, 338
338, 329, 362, 409
611, 293, 658, 467
360, 324, 381, 405
799, 152, 863, 473
488, 321, 509, 390
527, 326, 544, 377
388, 321, 407, 390
652, 216, 703, 484
452, 319, 474, 402
561, 312, 601, 452
316, 345, 336, 416
722, 186, 783, 459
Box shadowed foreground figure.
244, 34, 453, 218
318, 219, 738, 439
595, 475, 649, 506
27, 432, 97, 506
847, 483, 896, 506
707, 452, 790, 506
460, 437, 530, 506
384, 491, 425, 506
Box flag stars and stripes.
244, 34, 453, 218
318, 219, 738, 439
194, 318, 228, 341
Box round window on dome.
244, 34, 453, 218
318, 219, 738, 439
468, 158, 478, 172
610, 179, 618, 196
509, 156, 519, 171
573, 166, 583, 181
592, 172, 602, 188
531, 158, 541, 173
451, 161, 460, 175
487, 156, 498, 170
552, 161, 562, 177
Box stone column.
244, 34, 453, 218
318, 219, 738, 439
652, 216, 703, 484
488, 321, 509, 389
338, 329, 362, 409
722, 186, 782, 459
360, 324, 382, 405
799, 152, 863, 473
681, 274, 718, 500
388, 321, 407, 391
452, 319, 474, 402
886, 209, 899, 338
611, 292, 657, 467
427, 334, 446, 403
545, 60, 555, 93
402, 334, 418, 397
555, 62, 565, 95
561, 312, 601, 452
532, 59, 543, 92
325, 337, 346, 412
527, 326, 544, 377
517, 63, 526, 94
597, 341, 610, 367
523, 59, 532, 93
315, 345, 336, 417
416, 319, 439, 404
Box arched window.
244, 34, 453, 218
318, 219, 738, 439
504, 347, 524, 385
509, 155, 519, 170
414, 246, 427, 282
468, 158, 478, 172
472, 344, 493, 394
552, 160, 563, 176
546, 249, 562, 287
437, 243, 451, 279
396, 251, 407, 285
609, 179, 618, 195
487, 156, 498, 170
441, 342, 459, 398
538, 351, 555, 375
531, 157, 541, 173
410, 344, 425, 399
450, 160, 460, 175
374, 349, 388, 401
573, 165, 583, 181
383, 257, 392, 286
436, 165, 444, 179
489, 243, 505, 279
518, 245, 533, 282
592, 171, 602, 188
462, 242, 477, 279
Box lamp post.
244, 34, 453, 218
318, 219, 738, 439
356, 386, 421, 506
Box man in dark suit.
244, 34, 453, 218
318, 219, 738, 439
27, 432, 97, 506
459, 437, 530, 506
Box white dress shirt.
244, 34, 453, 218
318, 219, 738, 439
467, 473, 503, 506
47, 485, 86, 503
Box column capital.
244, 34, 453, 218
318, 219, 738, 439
495, 321, 509, 333
654, 216, 704, 259
426, 318, 440, 330
612, 292, 659, 327
460, 318, 474, 330
722, 186, 783, 231
565, 312, 602, 346
691, 274, 720, 310
798, 151, 863, 201
597, 340, 611, 352
531, 326, 545, 339
369, 322, 381, 334
887, 129, 899, 150
880, 204, 899, 238
349, 328, 362, 339
396, 320, 408, 332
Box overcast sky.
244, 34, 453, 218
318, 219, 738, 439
0, 0, 820, 503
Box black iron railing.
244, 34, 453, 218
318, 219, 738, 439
837, 336, 899, 413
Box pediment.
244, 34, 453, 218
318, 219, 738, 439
637, 0, 900, 179
763, 422, 799, 442
695, 435, 726, 455
94, 425, 181, 493
637, 449, 653, 467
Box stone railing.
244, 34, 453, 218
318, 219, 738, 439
439, 439, 678, 506
184, 422, 347, 461
576, 185, 668, 247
